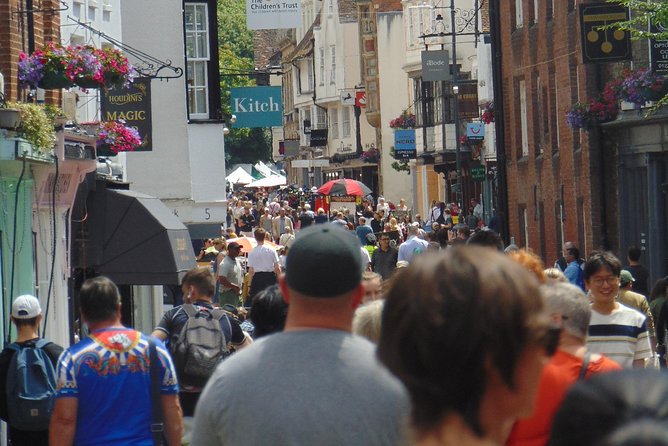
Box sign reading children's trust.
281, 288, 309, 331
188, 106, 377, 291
246, 0, 301, 30
230, 86, 283, 128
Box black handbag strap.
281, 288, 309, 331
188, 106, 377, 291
149, 339, 165, 446
578, 352, 591, 381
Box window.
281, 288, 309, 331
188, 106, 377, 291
553, 74, 560, 150
329, 46, 336, 84
319, 48, 324, 85
532, 0, 539, 24
516, 0, 524, 29
316, 107, 326, 129
185, 3, 210, 118
342, 107, 351, 137
330, 108, 339, 139
414, 77, 454, 127
328, 0, 334, 14
306, 60, 314, 92
519, 79, 529, 156
535, 75, 542, 155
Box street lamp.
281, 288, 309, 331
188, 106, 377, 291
419, 0, 480, 212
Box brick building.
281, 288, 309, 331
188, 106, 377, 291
500, 1, 668, 281
0, 0, 60, 101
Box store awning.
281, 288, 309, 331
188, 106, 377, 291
88, 188, 196, 285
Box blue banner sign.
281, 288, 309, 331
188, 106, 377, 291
231, 86, 283, 128
466, 122, 485, 140
394, 129, 416, 159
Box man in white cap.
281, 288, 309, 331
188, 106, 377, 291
0, 295, 63, 445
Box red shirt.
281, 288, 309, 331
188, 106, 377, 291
505, 349, 622, 446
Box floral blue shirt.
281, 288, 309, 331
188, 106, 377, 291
56, 328, 178, 445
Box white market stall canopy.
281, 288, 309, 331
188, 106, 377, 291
247, 175, 287, 188
226, 166, 255, 185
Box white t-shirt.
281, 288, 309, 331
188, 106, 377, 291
587, 304, 652, 369
247, 244, 279, 272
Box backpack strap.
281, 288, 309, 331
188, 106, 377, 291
578, 352, 591, 380
182, 303, 197, 318
210, 309, 232, 344
148, 339, 165, 446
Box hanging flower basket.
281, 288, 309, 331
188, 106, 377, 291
618, 68, 667, 108
389, 112, 416, 129
360, 148, 379, 163
81, 120, 142, 155
18, 43, 136, 90
481, 101, 494, 124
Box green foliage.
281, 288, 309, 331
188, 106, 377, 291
389, 147, 411, 174
605, 0, 668, 111
7, 102, 57, 153
218, 0, 272, 163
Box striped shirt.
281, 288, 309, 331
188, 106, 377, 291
587, 305, 652, 369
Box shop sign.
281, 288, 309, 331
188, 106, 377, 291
310, 129, 328, 147
650, 21, 668, 75
246, 0, 301, 30
471, 165, 485, 182
422, 50, 450, 82
457, 83, 479, 120
466, 122, 485, 140
101, 77, 152, 151
355, 91, 366, 107
580, 3, 631, 64
394, 129, 416, 160
231, 86, 283, 128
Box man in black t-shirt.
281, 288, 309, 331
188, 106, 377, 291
0, 295, 63, 446
152, 268, 251, 417
624, 246, 650, 298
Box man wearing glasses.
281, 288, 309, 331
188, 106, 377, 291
371, 234, 398, 280
585, 252, 652, 369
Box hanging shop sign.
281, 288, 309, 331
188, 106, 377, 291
457, 83, 479, 120
421, 50, 451, 82
309, 129, 328, 147
246, 0, 301, 30
580, 3, 631, 64
471, 165, 486, 182
466, 122, 485, 141
340, 90, 355, 106
100, 77, 152, 151
231, 86, 283, 128
650, 21, 668, 75
355, 91, 367, 107
394, 129, 416, 160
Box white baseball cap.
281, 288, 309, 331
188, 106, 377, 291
12, 295, 42, 319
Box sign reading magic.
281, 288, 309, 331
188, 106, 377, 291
100, 77, 152, 152
231, 86, 283, 128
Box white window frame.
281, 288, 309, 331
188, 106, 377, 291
554, 76, 560, 148
185, 3, 210, 119
330, 108, 339, 139
533, 0, 539, 24
524, 208, 529, 248
319, 47, 325, 85
519, 80, 529, 156
516, 0, 524, 29
329, 46, 336, 84
316, 107, 326, 129
536, 76, 543, 155
342, 107, 351, 137
307, 60, 314, 92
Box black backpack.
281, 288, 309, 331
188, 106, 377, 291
170, 304, 232, 387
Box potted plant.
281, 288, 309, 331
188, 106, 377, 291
565, 102, 596, 130
18, 43, 137, 90
618, 68, 667, 108
6, 102, 57, 153
97, 120, 142, 154
389, 111, 416, 129
481, 101, 494, 124
95, 47, 137, 88
0, 94, 22, 129
360, 147, 379, 163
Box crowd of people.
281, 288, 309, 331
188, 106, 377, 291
1, 187, 668, 445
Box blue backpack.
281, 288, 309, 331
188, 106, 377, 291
6, 339, 57, 431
